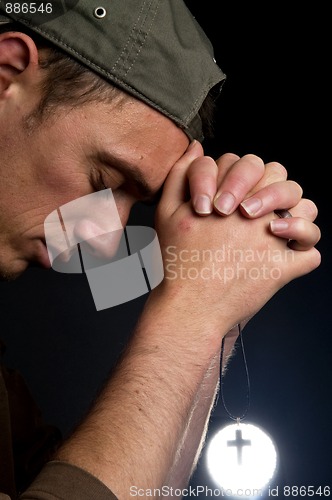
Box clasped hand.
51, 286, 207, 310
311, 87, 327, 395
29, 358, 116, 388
154, 141, 321, 332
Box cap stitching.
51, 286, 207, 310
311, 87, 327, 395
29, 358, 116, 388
111, 0, 159, 77
122, 1, 159, 78
111, 0, 146, 74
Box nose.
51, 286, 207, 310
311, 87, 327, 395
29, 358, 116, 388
44, 189, 136, 269
74, 190, 136, 262
74, 220, 124, 262
44, 190, 165, 310
109, 188, 137, 231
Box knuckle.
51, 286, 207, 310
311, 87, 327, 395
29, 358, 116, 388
312, 249, 322, 268
315, 225, 322, 243
293, 217, 307, 233
301, 198, 319, 220
219, 152, 240, 164
177, 213, 196, 234
241, 153, 265, 171
288, 180, 303, 198
190, 155, 217, 172
265, 161, 288, 180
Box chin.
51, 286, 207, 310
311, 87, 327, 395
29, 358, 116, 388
0, 267, 26, 282
0, 252, 32, 281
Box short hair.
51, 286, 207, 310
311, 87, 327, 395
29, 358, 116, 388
0, 22, 218, 138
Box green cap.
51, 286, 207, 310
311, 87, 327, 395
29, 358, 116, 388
0, 0, 226, 140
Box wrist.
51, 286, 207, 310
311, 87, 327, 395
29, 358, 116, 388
144, 281, 234, 354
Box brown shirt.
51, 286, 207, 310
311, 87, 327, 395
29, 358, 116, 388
19, 461, 118, 500
0, 360, 117, 499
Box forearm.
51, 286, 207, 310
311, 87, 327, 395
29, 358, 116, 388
162, 323, 242, 495
55, 288, 232, 499
162, 351, 220, 496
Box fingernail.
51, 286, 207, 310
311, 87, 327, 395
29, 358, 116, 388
214, 192, 236, 215
270, 220, 290, 232
240, 197, 263, 216
194, 194, 212, 214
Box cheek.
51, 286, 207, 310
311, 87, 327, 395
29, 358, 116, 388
37, 169, 95, 214
30, 138, 91, 196
40, 169, 89, 195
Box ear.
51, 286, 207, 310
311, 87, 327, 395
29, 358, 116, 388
0, 32, 39, 95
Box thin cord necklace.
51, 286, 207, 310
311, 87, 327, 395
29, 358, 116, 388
207, 324, 279, 494
219, 323, 250, 423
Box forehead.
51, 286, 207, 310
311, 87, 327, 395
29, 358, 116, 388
87, 95, 190, 192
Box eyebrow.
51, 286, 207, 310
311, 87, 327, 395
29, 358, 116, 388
99, 151, 162, 204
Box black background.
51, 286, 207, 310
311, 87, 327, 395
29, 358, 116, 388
0, 2, 331, 498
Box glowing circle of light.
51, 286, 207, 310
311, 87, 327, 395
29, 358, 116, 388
206, 422, 278, 499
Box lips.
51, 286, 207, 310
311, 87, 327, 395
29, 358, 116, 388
34, 239, 52, 269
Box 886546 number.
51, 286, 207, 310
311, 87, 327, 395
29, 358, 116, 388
283, 485, 330, 497
5, 3, 53, 14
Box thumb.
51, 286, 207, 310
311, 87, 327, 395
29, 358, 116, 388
159, 140, 203, 216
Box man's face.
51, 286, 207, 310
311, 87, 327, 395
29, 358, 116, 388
0, 89, 189, 280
